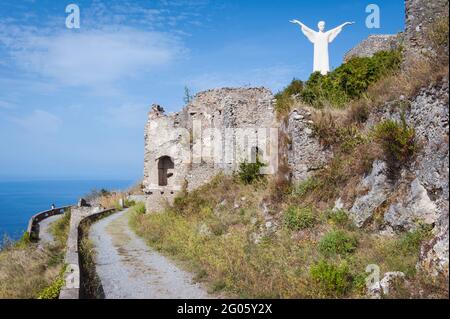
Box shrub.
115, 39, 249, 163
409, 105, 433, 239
15, 232, 31, 249
428, 15, 449, 52
310, 260, 352, 297
131, 202, 146, 215
326, 209, 350, 227
397, 224, 433, 255
275, 79, 304, 117
374, 116, 417, 179
293, 177, 319, 197
319, 230, 358, 256
301, 50, 402, 108
237, 158, 266, 185
283, 206, 316, 231
85, 188, 110, 201
37, 277, 65, 299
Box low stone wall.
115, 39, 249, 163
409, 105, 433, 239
59, 206, 116, 299
27, 206, 71, 241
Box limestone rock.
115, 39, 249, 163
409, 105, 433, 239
367, 272, 406, 299
344, 34, 401, 62
349, 160, 390, 227
384, 178, 439, 230
420, 222, 449, 278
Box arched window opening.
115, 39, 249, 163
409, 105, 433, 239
157, 156, 174, 186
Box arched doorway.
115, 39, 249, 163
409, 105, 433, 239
157, 156, 174, 186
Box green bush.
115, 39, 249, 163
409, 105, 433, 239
283, 206, 316, 231
124, 199, 136, 207
293, 177, 319, 197
37, 271, 65, 300
237, 157, 266, 185
301, 50, 402, 108
274, 79, 303, 117
326, 209, 350, 227
397, 224, 433, 255
319, 230, 358, 256
15, 232, 32, 248
374, 116, 417, 178
132, 202, 146, 215
310, 260, 352, 297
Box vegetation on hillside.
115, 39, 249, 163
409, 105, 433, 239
130, 17, 449, 299
129, 174, 446, 298
275, 49, 403, 117
0, 211, 71, 299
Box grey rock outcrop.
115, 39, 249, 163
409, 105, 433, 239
367, 271, 406, 299
344, 34, 401, 62
384, 178, 439, 230
349, 160, 390, 227
404, 0, 449, 58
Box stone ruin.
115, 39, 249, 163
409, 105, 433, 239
143, 87, 279, 211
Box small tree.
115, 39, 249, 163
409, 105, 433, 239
183, 86, 194, 104
238, 156, 266, 185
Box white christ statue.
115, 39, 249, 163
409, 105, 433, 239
290, 20, 355, 75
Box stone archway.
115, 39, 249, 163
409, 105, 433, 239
157, 156, 174, 187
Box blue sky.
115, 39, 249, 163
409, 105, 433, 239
0, 0, 405, 181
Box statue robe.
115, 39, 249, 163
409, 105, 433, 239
300, 25, 344, 75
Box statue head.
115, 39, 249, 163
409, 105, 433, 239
318, 21, 325, 32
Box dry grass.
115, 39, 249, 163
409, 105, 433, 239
97, 192, 125, 209
127, 180, 144, 195
0, 245, 61, 299
0, 212, 70, 299
129, 174, 448, 298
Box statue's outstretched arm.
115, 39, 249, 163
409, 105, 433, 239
290, 19, 316, 43
327, 21, 355, 43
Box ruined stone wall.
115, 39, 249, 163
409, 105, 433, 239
282, 108, 332, 183
183, 87, 276, 191
143, 87, 277, 210
343, 34, 401, 62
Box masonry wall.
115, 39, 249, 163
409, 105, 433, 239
143, 87, 277, 211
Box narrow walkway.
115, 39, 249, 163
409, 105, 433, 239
38, 214, 63, 245
89, 209, 212, 299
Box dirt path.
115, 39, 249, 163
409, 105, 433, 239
89, 209, 213, 299
38, 214, 63, 245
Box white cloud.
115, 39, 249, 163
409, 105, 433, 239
0, 100, 14, 109
1, 27, 185, 87
9, 109, 62, 134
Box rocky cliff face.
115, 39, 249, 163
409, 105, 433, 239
405, 0, 449, 57
343, 34, 401, 62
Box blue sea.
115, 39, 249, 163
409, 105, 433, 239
0, 180, 134, 241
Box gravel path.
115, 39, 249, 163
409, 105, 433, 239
38, 214, 63, 245
89, 209, 213, 299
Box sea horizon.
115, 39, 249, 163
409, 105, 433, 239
0, 179, 135, 241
